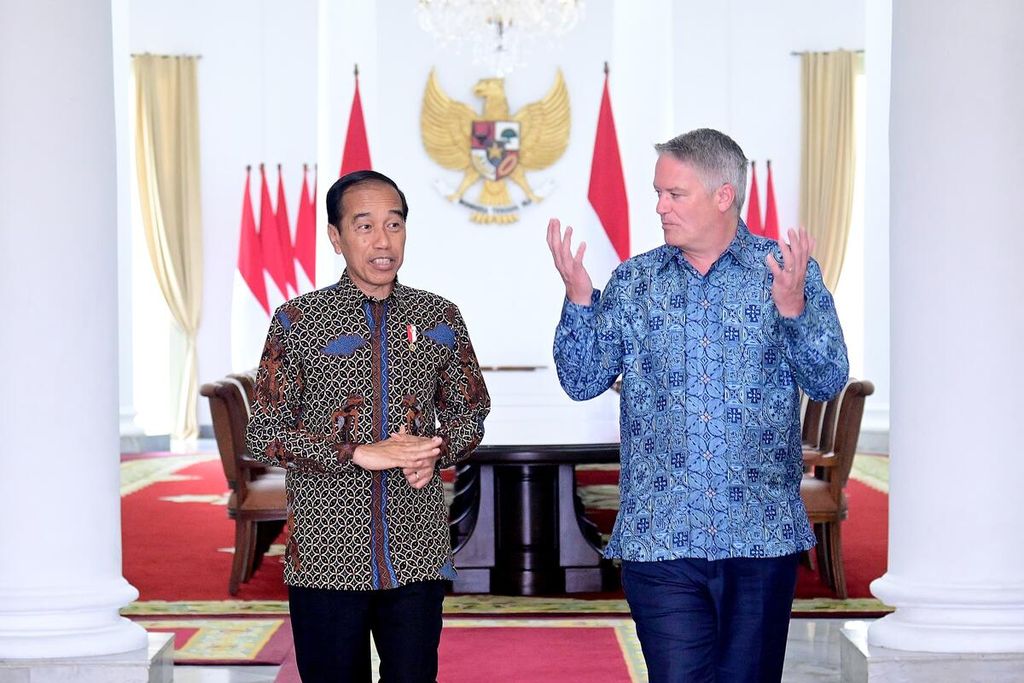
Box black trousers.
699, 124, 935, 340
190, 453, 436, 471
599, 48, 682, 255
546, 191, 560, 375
288, 581, 446, 683
621, 553, 800, 683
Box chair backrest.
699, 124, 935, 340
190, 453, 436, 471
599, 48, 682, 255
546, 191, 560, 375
201, 377, 264, 501
802, 397, 825, 447
802, 391, 842, 452
228, 369, 257, 414
817, 392, 843, 453
200, 380, 240, 489
824, 379, 876, 498
220, 380, 251, 452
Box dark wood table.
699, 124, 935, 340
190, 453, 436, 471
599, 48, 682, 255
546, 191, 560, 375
448, 443, 621, 595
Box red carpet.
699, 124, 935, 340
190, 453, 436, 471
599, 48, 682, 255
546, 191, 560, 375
274, 618, 641, 682
796, 478, 888, 599
122, 455, 886, 603
122, 456, 287, 601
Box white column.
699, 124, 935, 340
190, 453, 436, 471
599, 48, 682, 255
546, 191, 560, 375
111, 0, 145, 446
869, 0, 1024, 653
860, 0, 891, 451
0, 0, 148, 658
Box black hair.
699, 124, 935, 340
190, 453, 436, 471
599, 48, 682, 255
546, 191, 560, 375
325, 170, 409, 227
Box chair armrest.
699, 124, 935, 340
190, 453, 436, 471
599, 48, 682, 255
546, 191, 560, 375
802, 450, 840, 468
239, 455, 272, 470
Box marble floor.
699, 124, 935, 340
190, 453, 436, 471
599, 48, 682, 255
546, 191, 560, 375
171, 617, 868, 682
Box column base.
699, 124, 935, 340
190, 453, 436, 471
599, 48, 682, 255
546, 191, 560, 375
869, 573, 1024, 652
0, 632, 171, 683
842, 622, 1024, 682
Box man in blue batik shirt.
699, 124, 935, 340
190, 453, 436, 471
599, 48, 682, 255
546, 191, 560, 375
547, 128, 848, 682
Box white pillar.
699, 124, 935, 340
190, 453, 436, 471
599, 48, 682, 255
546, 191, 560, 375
111, 0, 145, 446
869, 0, 1024, 653
0, 0, 147, 658
860, 0, 892, 452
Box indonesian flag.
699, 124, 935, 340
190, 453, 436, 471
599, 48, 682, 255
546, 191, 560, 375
340, 67, 372, 176
763, 160, 780, 241
588, 66, 629, 262
258, 164, 289, 309
276, 165, 298, 297
231, 167, 271, 371
746, 161, 763, 236
294, 164, 316, 292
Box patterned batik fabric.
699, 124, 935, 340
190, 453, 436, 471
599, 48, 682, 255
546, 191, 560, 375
246, 271, 490, 591
554, 223, 848, 563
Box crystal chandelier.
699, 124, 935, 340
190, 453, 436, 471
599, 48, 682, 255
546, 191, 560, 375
417, 0, 584, 76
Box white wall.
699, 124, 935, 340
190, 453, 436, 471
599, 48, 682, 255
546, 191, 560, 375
670, 0, 866, 248
125, 0, 883, 435
125, 0, 318, 430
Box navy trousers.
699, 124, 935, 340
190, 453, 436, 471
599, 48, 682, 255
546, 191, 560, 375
288, 580, 446, 683
621, 553, 800, 683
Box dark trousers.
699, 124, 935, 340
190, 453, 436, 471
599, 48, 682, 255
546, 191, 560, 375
621, 553, 800, 683
288, 581, 446, 683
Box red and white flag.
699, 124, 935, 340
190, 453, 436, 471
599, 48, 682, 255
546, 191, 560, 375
259, 164, 289, 309
340, 66, 372, 177
763, 160, 780, 241
231, 167, 271, 371
588, 65, 629, 262
275, 164, 298, 297
294, 163, 316, 292
746, 161, 763, 236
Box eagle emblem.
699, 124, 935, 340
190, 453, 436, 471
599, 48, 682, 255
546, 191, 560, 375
421, 69, 570, 224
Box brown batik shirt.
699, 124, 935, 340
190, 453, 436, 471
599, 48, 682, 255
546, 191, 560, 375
246, 270, 490, 591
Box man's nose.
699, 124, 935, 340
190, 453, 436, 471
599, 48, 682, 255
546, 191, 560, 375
655, 193, 670, 215
372, 227, 392, 248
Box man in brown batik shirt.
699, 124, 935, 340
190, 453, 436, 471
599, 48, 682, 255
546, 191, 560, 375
247, 170, 490, 683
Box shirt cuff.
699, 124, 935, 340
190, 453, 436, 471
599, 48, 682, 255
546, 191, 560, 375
560, 289, 600, 319
335, 442, 356, 464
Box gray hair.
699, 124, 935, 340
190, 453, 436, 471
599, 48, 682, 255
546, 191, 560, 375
654, 129, 748, 215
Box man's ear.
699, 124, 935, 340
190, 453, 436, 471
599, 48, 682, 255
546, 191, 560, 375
327, 223, 343, 254
716, 184, 736, 214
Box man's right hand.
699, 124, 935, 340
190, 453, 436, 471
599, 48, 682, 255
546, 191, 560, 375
546, 218, 594, 306
352, 428, 442, 473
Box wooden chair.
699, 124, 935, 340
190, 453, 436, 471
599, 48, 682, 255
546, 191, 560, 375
799, 379, 875, 599
228, 370, 257, 406
200, 378, 286, 595
802, 391, 842, 459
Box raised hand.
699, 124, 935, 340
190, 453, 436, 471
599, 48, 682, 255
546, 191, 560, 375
546, 218, 594, 306
766, 227, 816, 318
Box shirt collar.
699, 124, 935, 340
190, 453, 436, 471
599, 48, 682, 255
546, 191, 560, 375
657, 220, 764, 273
332, 269, 406, 306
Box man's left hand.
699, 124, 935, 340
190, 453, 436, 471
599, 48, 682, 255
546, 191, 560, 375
402, 461, 437, 489
766, 227, 815, 318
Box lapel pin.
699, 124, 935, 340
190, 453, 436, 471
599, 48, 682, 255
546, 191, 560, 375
407, 324, 419, 351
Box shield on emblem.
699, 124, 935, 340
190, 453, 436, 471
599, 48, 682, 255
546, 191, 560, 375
470, 120, 520, 181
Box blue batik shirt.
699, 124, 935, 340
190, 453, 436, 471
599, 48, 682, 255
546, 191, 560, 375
553, 223, 848, 562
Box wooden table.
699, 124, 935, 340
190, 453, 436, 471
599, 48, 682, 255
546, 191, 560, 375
449, 442, 621, 595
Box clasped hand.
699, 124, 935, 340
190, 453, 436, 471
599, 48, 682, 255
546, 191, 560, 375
352, 426, 442, 490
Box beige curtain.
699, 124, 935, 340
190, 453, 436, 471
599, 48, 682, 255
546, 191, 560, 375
799, 50, 858, 291
132, 55, 203, 441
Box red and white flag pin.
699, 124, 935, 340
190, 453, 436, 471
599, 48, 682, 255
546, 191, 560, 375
406, 324, 419, 351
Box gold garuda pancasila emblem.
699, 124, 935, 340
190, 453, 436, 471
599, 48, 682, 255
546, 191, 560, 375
421, 69, 570, 224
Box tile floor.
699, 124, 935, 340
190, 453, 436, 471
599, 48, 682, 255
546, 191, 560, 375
171, 617, 868, 682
